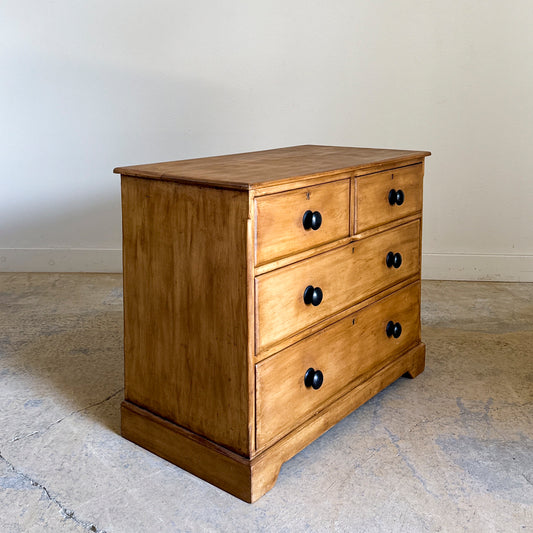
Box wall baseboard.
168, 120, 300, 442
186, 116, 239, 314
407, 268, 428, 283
422, 253, 533, 282
1, 249, 532, 281
0, 248, 122, 273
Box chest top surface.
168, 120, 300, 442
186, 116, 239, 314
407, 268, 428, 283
114, 144, 431, 191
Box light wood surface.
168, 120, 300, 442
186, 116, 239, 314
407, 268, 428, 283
114, 145, 431, 191
255, 179, 350, 265
254, 276, 419, 361
254, 235, 353, 276
253, 159, 427, 197
256, 282, 421, 448
121, 177, 251, 455
353, 213, 422, 241
254, 212, 423, 277
253, 169, 353, 197
355, 163, 423, 233
255, 220, 421, 351
121, 401, 255, 502
250, 342, 426, 501
118, 145, 429, 502
121, 343, 426, 503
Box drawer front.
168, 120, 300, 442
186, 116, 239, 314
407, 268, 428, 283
256, 282, 421, 448
356, 164, 423, 233
255, 179, 350, 265
255, 220, 420, 351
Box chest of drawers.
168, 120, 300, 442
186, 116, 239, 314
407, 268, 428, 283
115, 144, 430, 502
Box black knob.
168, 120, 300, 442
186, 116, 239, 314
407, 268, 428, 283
386, 252, 402, 269
303, 210, 322, 231
303, 285, 323, 306
388, 189, 405, 206
304, 368, 324, 390
395, 189, 404, 205
386, 321, 402, 338
394, 253, 402, 268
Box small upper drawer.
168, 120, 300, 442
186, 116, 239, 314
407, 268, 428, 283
255, 220, 421, 352
255, 281, 421, 449
355, 164, 423, 234
255, 179, 350, 265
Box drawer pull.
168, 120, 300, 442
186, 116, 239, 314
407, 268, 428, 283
386, 251, 402, 269
303, 285, 323, 306
386, 321, 402, 338
302, 210, 322, 231
304, 368, 324, 390
388, 189, 405, 206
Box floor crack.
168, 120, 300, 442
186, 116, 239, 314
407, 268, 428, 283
0, 451, 106, 532
384, 426, 439, 498
10, 388, 124, 444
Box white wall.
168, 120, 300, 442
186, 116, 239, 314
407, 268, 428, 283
1, 0, 532, 280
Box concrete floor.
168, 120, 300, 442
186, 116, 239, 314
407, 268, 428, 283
0, 274, 532, 533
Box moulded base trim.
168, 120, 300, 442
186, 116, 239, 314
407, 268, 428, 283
121, 343, 426, 503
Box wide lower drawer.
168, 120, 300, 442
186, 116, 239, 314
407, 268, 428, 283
255, 281, 421, 449
255, 179, 350, 266
255, 220, 420, 352
355, 164, 423, 233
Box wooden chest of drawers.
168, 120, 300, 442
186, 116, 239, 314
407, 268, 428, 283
115, 144, 430, 502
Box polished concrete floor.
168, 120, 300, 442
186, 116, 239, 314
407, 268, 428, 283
0, 273, 532, 532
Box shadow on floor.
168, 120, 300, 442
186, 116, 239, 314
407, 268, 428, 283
0, 273, 125, 433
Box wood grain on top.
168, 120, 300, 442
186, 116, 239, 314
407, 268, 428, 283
114, 145, 431, 190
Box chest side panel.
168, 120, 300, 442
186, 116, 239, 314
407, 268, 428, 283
121, 178, 251, 455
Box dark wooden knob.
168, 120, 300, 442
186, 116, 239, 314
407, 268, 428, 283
388, 189, 405, 206
386, 252, 402, 269
304, 368, 324, 390
395, 189, 404, 205
303, 210, 322, 230
386, 321, 402, 338
393, 252, 402, 268
303, 285, 323, 306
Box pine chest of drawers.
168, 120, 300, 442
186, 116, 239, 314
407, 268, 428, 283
115, 144, 431, 502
